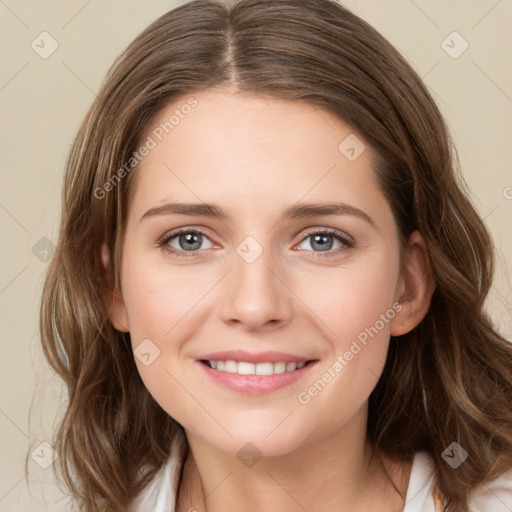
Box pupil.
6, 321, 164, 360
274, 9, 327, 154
312, 234, 333, 251
180, 232, 201, 251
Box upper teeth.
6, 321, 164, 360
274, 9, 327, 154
208, 360, 306, 375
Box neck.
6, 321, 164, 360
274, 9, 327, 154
176, 408, 410, 512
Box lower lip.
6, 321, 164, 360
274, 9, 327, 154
197, 361, 317, 395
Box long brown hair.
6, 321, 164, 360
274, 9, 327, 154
38, 1, 512, 510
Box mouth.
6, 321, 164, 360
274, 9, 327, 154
199, 359, 316, 375
196, 351, 319, 394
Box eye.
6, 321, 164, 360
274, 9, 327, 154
158, 227, 354, 259
296, 228, 354, 254
160, 229, 215, 257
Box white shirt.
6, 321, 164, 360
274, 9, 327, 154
129, 430, 512, 512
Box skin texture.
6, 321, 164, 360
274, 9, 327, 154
105, 89, 434, 511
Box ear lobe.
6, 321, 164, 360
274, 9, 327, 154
390, 231, 435, 336
100, 243, 130, 333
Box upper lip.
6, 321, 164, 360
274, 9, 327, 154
198, 350, 315, 364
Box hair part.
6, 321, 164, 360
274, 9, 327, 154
38, 1, 512, 510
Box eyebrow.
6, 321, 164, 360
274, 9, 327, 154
139, 201, 376, 228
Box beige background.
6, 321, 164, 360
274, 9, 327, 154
0, 1, 511, 510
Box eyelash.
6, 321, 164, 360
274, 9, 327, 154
158, 228, 355, 259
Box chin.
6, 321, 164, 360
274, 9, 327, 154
189, 422, 308, 460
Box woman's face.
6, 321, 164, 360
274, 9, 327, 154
109, 89, 424, 457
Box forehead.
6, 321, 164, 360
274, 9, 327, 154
129, 89, 390, 226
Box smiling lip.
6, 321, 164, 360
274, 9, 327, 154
198, 350, 312, 364
196, 350, 318, 395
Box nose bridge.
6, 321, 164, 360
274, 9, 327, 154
219, 235, 292, 329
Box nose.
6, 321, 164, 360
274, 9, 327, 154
219, 245, 294, 332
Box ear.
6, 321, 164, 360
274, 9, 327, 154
100, 243, 130, 333
390, 231, 435, 336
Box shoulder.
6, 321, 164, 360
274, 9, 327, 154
469, 466, 512, 512
128, 429, 187, 512
405, 451, 512, 512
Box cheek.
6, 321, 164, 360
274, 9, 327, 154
290, 251, 400, 421
295, 250, 401, 352
120, 251, 221, 423
122, 252, 216, 343
120, 258, 203, 426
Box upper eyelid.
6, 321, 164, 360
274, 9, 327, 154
160, 226, 216, 243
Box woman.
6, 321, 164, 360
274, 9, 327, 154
39, 1, 512, 511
